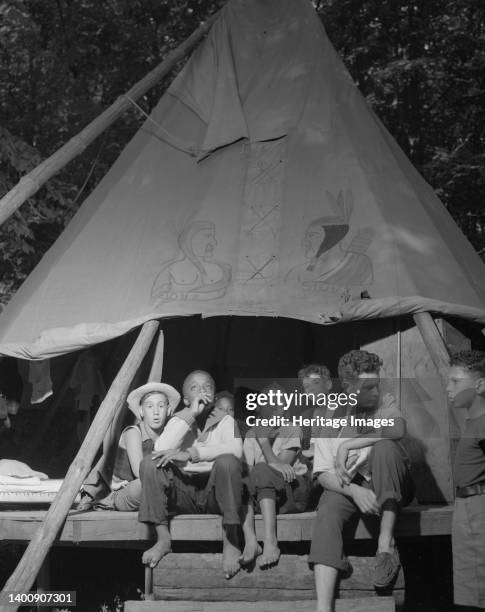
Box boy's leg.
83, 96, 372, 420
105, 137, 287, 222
249, 462, 288, 568
204, 454, 244, 579
239, 501, 262, 565
138, 455, 173, 567
138, 458, 198, 568
309, 489, 358, 612
112, 478, 142, 511
368, 439, 415, 587
452, 496, 485, 609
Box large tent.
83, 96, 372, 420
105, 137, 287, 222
2, 0, 485, 600
0, 0, 484, 361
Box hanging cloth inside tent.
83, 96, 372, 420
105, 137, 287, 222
18, 359, 53, 406
68, 349, 106, 413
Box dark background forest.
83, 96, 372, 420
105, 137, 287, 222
0, 0, 484, 305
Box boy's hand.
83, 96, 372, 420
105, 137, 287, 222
152, 449, 190, 467
269, 462, 296, 483
335, 445, 352, 485
350, 485, 380, 515
188, 392, 212, 417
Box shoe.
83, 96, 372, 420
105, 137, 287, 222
373, 549, 400, 588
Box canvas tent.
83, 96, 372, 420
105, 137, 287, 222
1, 0, 485, 602
0, 0, 484, 361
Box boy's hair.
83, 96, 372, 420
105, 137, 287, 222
297, 363, 331, 381
182, 370, 215, 396
215, 390, 234, 404
140, 391, 168, 406
338, 350, 382, 386
450, 350, 485, 378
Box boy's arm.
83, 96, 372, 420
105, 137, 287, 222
189, 416, 243, 462
317, 471, 379, 515
124, 427, 144, 478
154, 408, 196, 452
334, 418, 406, 485
256, 437, 297, 482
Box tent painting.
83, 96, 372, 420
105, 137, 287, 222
1, 0, 485, 600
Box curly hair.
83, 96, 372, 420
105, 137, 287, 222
450, 350, 485, 378
297, 363, 331, 381
338, 350, 382, 387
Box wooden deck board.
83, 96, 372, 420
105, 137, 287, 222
0, 504, 452, 546
124, 597, 395, 612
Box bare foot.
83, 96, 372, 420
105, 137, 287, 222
258, 539, 280, 569
223, 538, 241, 579
142, 538, 171, 568
239, 537, 262, 566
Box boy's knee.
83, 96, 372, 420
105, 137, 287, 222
251, 462, 273, 479
372, 439, 401, 460
213, 454, 241, 474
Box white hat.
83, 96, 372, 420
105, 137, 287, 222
127, 382, 181, 419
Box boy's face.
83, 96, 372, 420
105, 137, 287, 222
183, 372, 215, 404
347, 372, 380, 411
301, 373, 332, 396
140, 392, 169, 430
214, 397, 234, 418
446, 365, 480, 409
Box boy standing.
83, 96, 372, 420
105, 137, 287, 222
446, 350, 485, 610
310, 350, 414, 612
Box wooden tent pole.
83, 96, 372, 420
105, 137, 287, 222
0, 12, 219, 228
413, 312, 450, 384
0, 320, 159, 609
148, 330, 165, 382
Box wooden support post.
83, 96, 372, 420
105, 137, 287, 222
144, 566, 155, 602
0, 320, 159, 611
413, 312, 450, 384
148, 331, 164, 383
0, 12, 219, 228
36, 555, 50, 612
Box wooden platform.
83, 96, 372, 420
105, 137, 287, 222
0, 504, 453, 546
124, 598, 396, 612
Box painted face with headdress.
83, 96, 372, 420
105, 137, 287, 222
178, 220, 217, 263
303, 190, 353, 272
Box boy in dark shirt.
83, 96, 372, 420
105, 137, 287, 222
446, 350, 485, 610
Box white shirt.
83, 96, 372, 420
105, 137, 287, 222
154, 409, 243, 473
313, 393, 403, 481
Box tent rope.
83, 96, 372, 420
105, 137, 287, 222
122, 94, 200, 157
70, 134, 107, 208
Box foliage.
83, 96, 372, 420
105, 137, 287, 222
0, 0, 483, 303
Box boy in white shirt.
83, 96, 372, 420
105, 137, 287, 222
310, 350, 414, 612
138, 371, 243, 580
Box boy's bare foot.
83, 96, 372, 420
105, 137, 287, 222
258, 540, 280, 568
142, 538, 171, 568
222, 538, 241, 579
239, 538, 262, 566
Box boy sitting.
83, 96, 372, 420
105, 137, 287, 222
137, 371, 244, 579
241, 382, 310, 569
310, 350, 414, 612
446, 350, 485, 610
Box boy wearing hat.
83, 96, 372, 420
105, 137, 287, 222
96, 382, 180, 511
138, 370, 244, 579
446, 350, 485, 609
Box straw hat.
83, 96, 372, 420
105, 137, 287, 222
127, 382, 180, 419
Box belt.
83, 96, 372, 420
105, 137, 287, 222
456, 482, 485, 498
